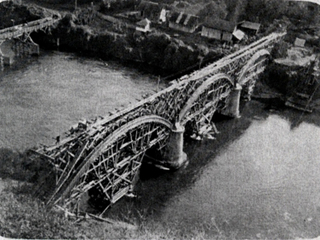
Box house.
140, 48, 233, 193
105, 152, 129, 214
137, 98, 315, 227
136, 18, 151, 33
238, 21, 261, 35
232, 29, 245, 41
137, 1, 162, 22
159, 8, 168, 23
201, 18, 236, 42
294, 37, 306, 47
168, 12, 199, 33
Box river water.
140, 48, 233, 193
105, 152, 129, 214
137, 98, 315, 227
105, 101, 320, 239
1, 52, 320, 239
0, 51, 163, 150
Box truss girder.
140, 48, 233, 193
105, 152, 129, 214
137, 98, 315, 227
179, 74, 233, 134
48, 115, 172, 210
30, 31, 286, 212
237, 50, 271, 99
0, 17, 60, 41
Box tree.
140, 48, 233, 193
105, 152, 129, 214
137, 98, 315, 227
244, 0, 287, 23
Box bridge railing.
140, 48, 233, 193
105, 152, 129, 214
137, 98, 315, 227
0, 17, 60, 40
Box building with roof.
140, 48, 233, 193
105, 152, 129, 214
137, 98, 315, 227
136, 18, 151, 33
137, 1, 162, 22
201, 18, 236, 42
159, 8, 168, 23
238, 21, 261, 35
232, 29, 245, 41
294, 37, 306, 47
168, 12, 199, 33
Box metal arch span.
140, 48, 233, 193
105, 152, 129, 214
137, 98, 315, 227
178, 73, 233, 124
49, 115, 173, 210
29, 31, 287, 214
237, 49, 271, 86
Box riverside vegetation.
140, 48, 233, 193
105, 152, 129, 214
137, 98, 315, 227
0, 150, 226, 239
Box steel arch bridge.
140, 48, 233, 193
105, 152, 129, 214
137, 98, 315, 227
30, 31, 286, 214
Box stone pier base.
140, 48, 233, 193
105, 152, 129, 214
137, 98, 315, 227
221, 83, 242, 118
14, 40, 40, 57
163, 122, 187, 169
3, 56, 14, 65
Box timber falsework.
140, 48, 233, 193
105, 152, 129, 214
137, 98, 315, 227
30, 31, 286, 215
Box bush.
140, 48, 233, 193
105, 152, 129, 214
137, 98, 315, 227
0, 149, 40, 182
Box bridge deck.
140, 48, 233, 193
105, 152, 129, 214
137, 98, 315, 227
0, 17, 60, 40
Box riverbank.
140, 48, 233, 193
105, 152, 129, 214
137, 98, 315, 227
0, 178, 138, 239
31, 13, 226, 76
0, 0, 243, 75
0, 153, 208, 239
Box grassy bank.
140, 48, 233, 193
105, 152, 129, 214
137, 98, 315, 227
0, 183, 140, 239
0, 149, 228, 239
0, 149, 129, 239
0, 181, 224, 239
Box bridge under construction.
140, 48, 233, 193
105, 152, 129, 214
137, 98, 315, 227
29, 31, 286, 216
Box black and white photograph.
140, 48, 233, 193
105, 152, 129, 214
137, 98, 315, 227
0, 0, 320, 239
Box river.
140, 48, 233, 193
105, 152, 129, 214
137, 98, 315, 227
102, 99, 320, 239
0, 51, 164, 150
1, 52, 320, 239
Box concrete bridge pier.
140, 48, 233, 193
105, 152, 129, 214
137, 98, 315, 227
2, 55, 14, 65
163, 122, 187, 169
0, 41, 14, 66
221, 83, 242, 118
14, 38, 40, 57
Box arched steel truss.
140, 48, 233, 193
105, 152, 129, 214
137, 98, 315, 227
178, 73, 234, 135
237, 49, 271, 99
30, 31, 286, 213
47, 115, 172, 212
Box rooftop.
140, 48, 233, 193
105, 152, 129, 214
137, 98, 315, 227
203, 18, 236, 32
239, 21, 261, 31
169, 12, 199, 28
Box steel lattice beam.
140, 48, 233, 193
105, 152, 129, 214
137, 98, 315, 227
30, 31, 286, 214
